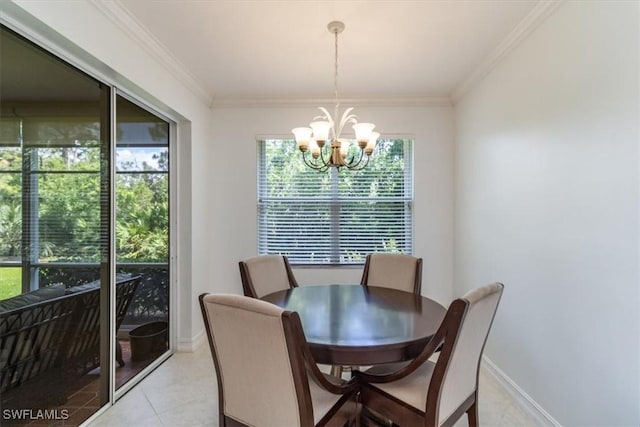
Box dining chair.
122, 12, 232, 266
354, 282, 504, 427
360, 253, 423, 295
239, 254, 298, 298
199, 293, 359, 427
328, 253, 423, 379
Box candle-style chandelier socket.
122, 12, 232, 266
292, 21, 379, 172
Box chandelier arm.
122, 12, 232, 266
317, 107, 333, 122
318, 144, 333, 168
307, 151, 330, 172
347, 148, 365, 167
301, 152, 318, 169
346, 152, 370, 171
302, 151, 328, 171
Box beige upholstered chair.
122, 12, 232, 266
199, 293, 359, 427
239, 255, 298, 298
355, 283, 504, 427
360, 253, 423, 295
328, 253, 423, 379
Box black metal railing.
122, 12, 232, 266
1, 262, 168, 327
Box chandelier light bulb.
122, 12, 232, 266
309, 139, 321, 158
339, 139, 351, 158
353, 123, 376, 147
310, 121, 331, 144
292, 127, 312, 151
366, 132, 379, 155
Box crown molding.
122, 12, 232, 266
450, 0, 564, 104
89, 0, 213, 108
81, 0, 562, 110
210, 96, 452, 109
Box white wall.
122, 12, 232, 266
5, 0, 216, 349
454, 1, 639, 425
209, 103, 455, 305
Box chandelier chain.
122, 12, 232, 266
334, 27, 339, 106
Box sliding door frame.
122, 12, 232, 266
0, 12, 180, 420
111, 89, 177, 400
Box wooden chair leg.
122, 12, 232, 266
355, 392, 362, 427
466, 401, 478, 427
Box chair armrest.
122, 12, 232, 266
354, 298, 467, 384
290, 311, 358, 395
307, 370, 359, 394
307, 367, 359, 395
353, 336, 441, 384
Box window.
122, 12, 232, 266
257, 138, 413, 265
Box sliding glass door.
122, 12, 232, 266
0, 25, 172, 426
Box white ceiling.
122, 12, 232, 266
114, 0, 539, 102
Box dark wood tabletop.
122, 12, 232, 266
261, 284, 447, 366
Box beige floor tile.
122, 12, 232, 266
156, 399, 218, 427
89, 347, 538, 427
88, 387, 158, 427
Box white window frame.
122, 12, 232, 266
257, 138, 414, 265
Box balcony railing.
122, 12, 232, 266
0, 262, 168, 326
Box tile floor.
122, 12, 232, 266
89, 345, 540, 427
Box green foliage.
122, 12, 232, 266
264, 139, 332, 197
0, 147, 22, 259
37, 147, 102, 261
0, 138, 169, 264
116, 167, 169, 262
0, 202, 21, 257
264, 138, 407, 198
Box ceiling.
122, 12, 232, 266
114, 0, 540, 102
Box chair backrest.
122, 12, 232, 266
239, 255, 298, 298
360, 253, 423, 294
428, 283, 504, 425
199, 293, 314, 427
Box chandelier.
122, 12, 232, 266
292, 21, 379, 172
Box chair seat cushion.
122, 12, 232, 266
309, 377, 345, 424
364, 360, 436, 412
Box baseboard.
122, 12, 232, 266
176, 328, 206, 352
482, 356, 561, 426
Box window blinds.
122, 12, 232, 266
257, 138, 413, 265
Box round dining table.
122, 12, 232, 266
261, 284, 447, 366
